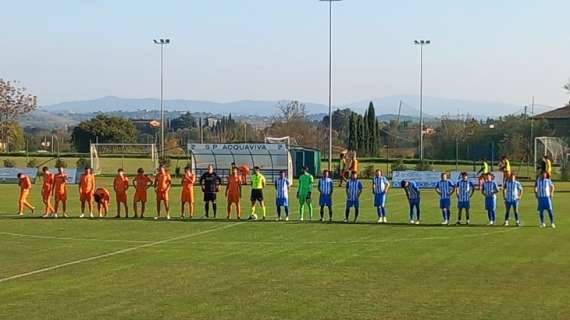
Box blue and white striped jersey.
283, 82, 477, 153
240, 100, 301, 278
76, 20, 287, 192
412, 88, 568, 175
456, 180, 474, 202
319, 177, 334, 195
535, 178, 554, 198
346, 179, 363, 201
436, 180, 455, 199
482, 181, 499, 197
504, 180, 523, 202
406, 181, 421, 200
274, 177, 291, 199
373, 176, 389, 194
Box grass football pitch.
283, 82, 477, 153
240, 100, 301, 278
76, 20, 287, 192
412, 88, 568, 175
0, 178, 568, 319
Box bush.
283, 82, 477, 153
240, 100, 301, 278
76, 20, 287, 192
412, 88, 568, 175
391, 159, 408, 172
55, 158, 67, 169
76, 157, 91, 169
3, 159, 16, 168
26, 158, 38, 168
416, 160, 434, 171
360, 165, 375, 179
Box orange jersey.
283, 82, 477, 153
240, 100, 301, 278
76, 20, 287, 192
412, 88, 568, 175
155, 173, 172, 193
42, 172, 54, 194
95, 188, 111, 202
79, 174, 96, 194
181, 173, 195, 202
134, 174, 152, 192
133, 174, 152, 202
113, 175, 129, 194
227, 175, 242, 202
19, 176, 32, 191
53, 173, 68, 200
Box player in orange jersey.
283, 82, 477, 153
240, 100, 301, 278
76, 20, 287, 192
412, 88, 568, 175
53, 167, 69, 218
226, 167, 243, 219
180, 166, 196, 219
17, 172, 35, 216
154, 165, 172, 220
113, 168, 130, 218
78, 167, 96, 218
132, 167, 153, 218
41, 166, 55, 218
93, 187, 111, 217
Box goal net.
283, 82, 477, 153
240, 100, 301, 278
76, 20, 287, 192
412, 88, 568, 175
534, 137, 568, 167
90, 143, 158, 175
265, 136, 296, 148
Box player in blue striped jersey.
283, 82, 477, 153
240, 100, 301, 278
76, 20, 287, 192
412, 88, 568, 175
481, 174, 500, 225
344, 171, 363, 223
455, 172, 475, 225
435, 173, 455, 225
534, 171, 555, 228
318, 170, 334, 222
274, 170, 292, 221
401, 180, 421, 224
503, 173, 523, 227
373, 170, 391, 223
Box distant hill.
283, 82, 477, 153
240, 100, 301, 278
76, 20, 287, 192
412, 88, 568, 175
347, 95, 523, 118
42, 95, 525, 118
43, 96, 330, 116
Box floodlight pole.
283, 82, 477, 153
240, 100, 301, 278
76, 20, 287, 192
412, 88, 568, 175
154, 38, 170, 158
414, 40, 430, 162
321, 0, 342, 172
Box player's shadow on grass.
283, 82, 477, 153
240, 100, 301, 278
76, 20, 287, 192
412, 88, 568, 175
0, 215, 538, 228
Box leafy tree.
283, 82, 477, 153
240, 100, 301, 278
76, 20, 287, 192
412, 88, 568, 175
170, 112, 196, 131
71, 114, 138, 152
0, 80, 37, 151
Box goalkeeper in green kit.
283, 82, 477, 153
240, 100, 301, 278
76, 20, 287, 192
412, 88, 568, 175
297, 166, 314, 221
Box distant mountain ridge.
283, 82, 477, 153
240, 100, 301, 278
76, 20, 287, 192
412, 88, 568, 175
42, 95, 524, 118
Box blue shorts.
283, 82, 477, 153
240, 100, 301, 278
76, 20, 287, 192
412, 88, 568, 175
458, 201, 470, 209
319, 194, 332, 207
439, 198, 451, 209
505, 200, 519, 210
374, 193, 386, 207
276, 197, 288, 207
537, 197, 553, 211
485, 197, 496, 211
346, 200, 360, 209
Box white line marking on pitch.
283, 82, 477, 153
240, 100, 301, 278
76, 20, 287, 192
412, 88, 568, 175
0, 223, 243, 284
0, 232, 154, 244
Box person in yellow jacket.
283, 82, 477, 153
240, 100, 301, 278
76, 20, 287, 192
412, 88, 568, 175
499, 155, 512, 184
477, 158, 490, 188
249, 166, 266, 220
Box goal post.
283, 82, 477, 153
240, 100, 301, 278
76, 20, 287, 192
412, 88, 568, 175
534, 137, 568, 168
90, 143, 158, 175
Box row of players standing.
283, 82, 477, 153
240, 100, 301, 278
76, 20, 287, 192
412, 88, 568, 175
15, 162, 555, 228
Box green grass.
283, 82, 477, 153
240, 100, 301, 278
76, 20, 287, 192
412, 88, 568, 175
0, 178, 569, 319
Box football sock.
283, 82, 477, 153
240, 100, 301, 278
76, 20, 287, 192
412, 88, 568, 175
381, 207, 386, 218
320, 206, 325, 219
354, 208, 359, 221
277, 206, 281, 218
212, 202, 217, 217
308, 203, 313, 220
284, 206, 289, 218
262, 205, 266, 218
547, 209, 555, 224
376, 207, 382, 218
345, 207, 350, 221
205, 203, 210, 217
328, 206, 332, 220
299, 202, 305, 220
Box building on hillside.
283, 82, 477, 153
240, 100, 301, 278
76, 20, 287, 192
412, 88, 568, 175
533, 104, 570, 139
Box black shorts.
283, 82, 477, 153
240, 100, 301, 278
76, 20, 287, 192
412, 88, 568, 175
204, 192, 217, 202
250, 189, 264, 202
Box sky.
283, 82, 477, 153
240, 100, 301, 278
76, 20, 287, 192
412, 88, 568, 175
1, 0, 569, 110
